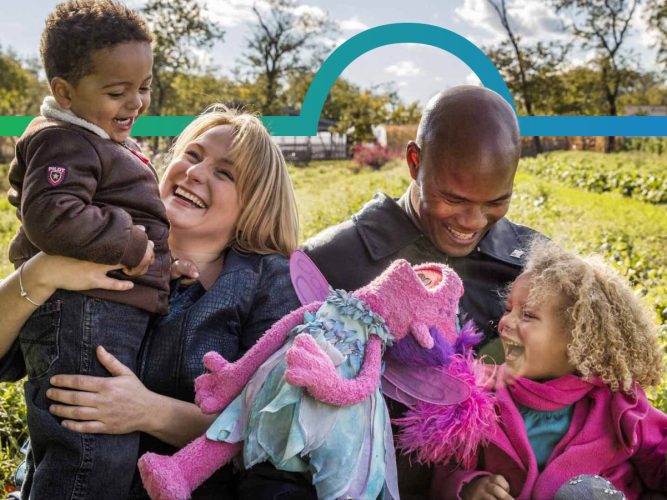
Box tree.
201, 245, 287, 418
388, 101, 422, 125
0, 47, 46, 115
485, 0, 569, 154
647, 0, 667, 70
283, 72, 414, 143
141, 0, 224, 117
552, 0, 641, 151
241, 0, 337, 114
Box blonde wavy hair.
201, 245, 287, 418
522, 240, 664, 393
168, 105, 298, 257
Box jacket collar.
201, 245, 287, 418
354, 192, 532, 266
40, 96, 110, 139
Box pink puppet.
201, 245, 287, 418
138, 258, 495, 499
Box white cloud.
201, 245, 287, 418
206, 0, 256, 28
339, 17, 368, 32
385, 60, 421, 77
455, 0, 567, 45
293, 4, 328, 22
465, 72, 482, 85
206, 0, 327, 30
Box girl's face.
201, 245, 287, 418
160, 125, 241, 255
498, 274, 575, 380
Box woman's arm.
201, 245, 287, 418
0, 253, 134, 358
48, 346, 215, 448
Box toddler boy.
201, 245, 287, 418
7, 1, 170, 498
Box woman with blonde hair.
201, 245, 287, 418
0, 105, 305, 498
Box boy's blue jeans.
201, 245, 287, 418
18, 290, 150, 500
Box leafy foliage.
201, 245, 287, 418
141, 0, 224, 116
240, 0, 337, 114
0, 47, 46, 116
0, 381, 27, 496
352, 144, 395, 170
520, 151, 667, 204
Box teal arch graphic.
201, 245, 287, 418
0, 23, 665, 137
260, 23, 517, 136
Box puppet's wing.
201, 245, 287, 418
382, 359, 471, 406
289, 250, 330, 305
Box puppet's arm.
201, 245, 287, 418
285, 334, 383, 406
194, 301, 323, 414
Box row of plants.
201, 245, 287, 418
520, 151, 667, 204
621, 138, 667, 156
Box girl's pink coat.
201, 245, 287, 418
435, 367, 667, 499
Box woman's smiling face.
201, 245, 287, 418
160, 124, 241, 254
498, 273, 575, 380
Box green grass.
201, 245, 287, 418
521, 151, 667, 203
1, 153, 667, 492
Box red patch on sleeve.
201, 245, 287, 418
47, 166, 67, 186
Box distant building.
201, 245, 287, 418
273, 111, 348, 165
624, 105, 667, 116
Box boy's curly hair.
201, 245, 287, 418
40, 0, 153, 85
523, 240, 664, 393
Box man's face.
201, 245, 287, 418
408, 142, 516, 257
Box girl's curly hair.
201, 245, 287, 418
522, 240, 663, 393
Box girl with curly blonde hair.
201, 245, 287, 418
433, 240, 667, 500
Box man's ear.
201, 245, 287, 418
51, 77, 74, 109
406, 141, 421, 181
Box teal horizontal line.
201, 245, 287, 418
518, 116, 667, 137
1, 115, 666, 137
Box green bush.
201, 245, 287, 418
520, 151, 667, 204
621, 138, 667, 155
0, 381, 27, 496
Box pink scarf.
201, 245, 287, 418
504, 371, 598, 411
489, 366, 649, 499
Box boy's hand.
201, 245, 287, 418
170, 257, 199, 285
123, 240, 154, 277
461, 475, 513, 500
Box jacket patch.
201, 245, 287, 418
47, 166, 67, 186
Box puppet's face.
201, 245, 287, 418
371, 261, 462, 348
412, 265, 461, 344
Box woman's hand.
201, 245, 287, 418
461, 475, 513, 500
29, 252, 134, 297
47, 346, 156, 434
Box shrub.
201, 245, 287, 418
352, 144, 394, 170
520, 152, 667, 204
0, 381, 27, 496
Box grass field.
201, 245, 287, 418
1, 151, 666, 493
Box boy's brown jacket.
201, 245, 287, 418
8, 117, 170, 314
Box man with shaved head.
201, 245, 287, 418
304, 86, 539, 347
242, 86, 543, 499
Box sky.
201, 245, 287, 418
0, 0, 661, 106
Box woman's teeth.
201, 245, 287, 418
174, 187, 207, 208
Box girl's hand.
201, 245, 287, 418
461, 475, 513, 500
46, 346, 156, 435
29, 252, 134, 297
